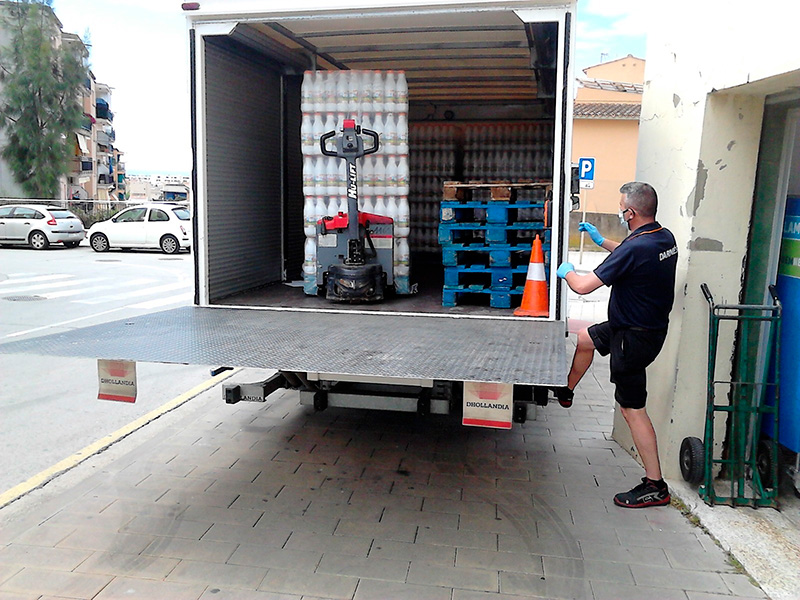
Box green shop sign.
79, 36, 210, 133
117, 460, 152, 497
778, 215, 800, 279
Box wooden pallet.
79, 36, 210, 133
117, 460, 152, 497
442, 180, 552, 201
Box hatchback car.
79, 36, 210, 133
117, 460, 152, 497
0, 204, 85, 249
88, 203, 191, 254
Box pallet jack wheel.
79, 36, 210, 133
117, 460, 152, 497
513, 403, 527, 424
680, 436, 705, 485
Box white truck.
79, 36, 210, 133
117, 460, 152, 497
2, 0, 579, 427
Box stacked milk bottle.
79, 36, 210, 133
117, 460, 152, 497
301, 69, 410, 295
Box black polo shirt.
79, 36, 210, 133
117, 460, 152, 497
594, 222, 678, 330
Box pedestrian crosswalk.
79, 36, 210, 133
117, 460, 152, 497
0, 272, 193, 310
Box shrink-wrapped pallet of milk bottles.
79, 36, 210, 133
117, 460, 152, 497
301, 70, 410, 295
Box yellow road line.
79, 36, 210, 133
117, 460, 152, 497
0, 367, 241, 509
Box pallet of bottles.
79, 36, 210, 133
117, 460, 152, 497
300, 69, 411, 295
407, 121, 554, 256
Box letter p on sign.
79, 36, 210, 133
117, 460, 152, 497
579, 157, 595, 189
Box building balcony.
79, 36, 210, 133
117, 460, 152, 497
96, 98, 113, 122
98, 174, 114, 186
96, 130, 114, 145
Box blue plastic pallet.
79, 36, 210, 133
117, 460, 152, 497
441, 243, 538, 268
438, 221, 546, 245
440, 201, 545, 225
442, 286, 525, 309
443, 265, 521, 289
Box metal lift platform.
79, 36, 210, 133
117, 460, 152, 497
0, 306, 567, 385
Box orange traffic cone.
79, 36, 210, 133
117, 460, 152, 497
514, 234, 548, 317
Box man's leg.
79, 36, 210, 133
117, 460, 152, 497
568, 327, 596, 390
619, 406, 662, 480
554, 327, 597, 408
613, 404, 670, 508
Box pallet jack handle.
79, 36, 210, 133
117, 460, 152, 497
320, 122, 380, 158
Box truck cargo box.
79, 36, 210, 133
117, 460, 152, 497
0, 1, 576, 389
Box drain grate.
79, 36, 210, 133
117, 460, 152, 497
96, 259, 122, 263
4, 295, 45, 302
159, 257, 184, 261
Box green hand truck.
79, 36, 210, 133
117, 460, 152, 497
679, 283, 781, 508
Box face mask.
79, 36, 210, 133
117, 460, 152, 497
618, 210, 628, 226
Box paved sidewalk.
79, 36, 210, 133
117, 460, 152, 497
0, 354, 767, 599
567, 249, 800, 600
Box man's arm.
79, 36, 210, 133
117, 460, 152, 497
556, 262, 604, 295
579, 222, 620, 252
564, 270, 604, 295
599, 239, 620, 252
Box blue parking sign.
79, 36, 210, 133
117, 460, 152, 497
579, 157, 595, 189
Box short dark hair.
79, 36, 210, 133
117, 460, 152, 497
620, 181, 658, 217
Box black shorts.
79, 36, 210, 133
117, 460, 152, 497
587, 321, 667, 409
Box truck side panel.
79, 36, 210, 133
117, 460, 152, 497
204, 38, 284, 301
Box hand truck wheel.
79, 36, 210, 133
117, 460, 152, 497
680, 436, 705, 485
756, 439, 776, 489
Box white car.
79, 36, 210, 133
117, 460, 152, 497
89, 203, 191, 254
0, 204, 85, 249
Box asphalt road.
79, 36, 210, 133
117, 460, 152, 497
0, 243, 214, 494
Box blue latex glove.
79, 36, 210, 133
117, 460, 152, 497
556, 262, 575, 279
579, 221, 604, 246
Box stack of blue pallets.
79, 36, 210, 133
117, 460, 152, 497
439, 182, 551, 309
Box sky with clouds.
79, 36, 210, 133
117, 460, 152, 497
51, 0, 647, 176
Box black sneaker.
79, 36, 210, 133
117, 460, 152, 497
614, 477, 671, 508
551, 386, 574, 408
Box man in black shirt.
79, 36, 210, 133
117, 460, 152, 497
555, 182, 678, 508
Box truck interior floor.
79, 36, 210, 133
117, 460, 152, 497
215, 257, 523, 317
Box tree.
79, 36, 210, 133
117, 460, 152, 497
0, 0, 87, 198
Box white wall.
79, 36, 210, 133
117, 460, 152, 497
615, 1, 800, 477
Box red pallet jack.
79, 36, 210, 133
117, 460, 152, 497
317, 120, 394, 302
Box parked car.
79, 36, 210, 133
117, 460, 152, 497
0, 204, 85, 249
88, 203, 191, 254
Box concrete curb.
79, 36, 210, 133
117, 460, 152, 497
669, 479, 800, 600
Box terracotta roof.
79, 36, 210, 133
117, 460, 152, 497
578, 78, 644, 94
573, 102, 641, 120
581, 54, 645, 73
